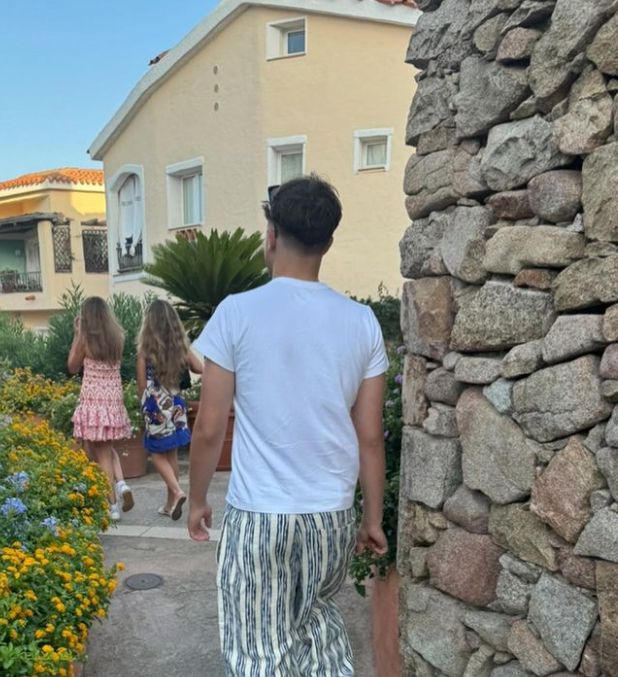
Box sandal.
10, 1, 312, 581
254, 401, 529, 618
170, 495, 187, 521
157, 506, 170, 517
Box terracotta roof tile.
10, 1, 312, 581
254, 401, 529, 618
372, 0, 418, 6
0, 168, 104, 191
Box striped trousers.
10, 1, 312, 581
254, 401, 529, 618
216, 506, 357, 677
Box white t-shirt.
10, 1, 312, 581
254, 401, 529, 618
193, 276, 388, 514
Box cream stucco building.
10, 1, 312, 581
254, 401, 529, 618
89, 0, 418, 298
0, 168, 108, 329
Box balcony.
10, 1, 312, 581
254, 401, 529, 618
0, 270, 43, 293
117, 239, 143, 273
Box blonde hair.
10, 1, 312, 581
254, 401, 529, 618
137, 299, 190, 389
80, 297, 125, 363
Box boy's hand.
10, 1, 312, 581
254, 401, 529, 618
356, 522, 388, 556
188, 501, 213, 542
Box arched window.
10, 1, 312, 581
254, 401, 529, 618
118, 174, 143, 256
107, 165, 145, 273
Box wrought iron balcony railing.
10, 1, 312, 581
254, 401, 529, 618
117, 239, 143, 273
0, 270, 43, 293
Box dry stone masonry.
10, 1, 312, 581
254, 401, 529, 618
399, 1, 618, 675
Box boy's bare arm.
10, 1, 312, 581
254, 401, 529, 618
352, 374, 388, 555
188, 359, 234, 541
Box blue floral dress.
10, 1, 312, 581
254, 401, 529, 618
142, 363, 191, 453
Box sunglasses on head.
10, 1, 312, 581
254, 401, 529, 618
267, 185, 280, 204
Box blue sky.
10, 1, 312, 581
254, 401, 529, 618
0, 1, 220, 180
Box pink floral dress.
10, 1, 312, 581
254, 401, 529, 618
72, 357, 132, 441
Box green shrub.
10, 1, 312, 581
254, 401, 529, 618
44, 283, 85, 379
350, 283, 402, 345
0, 314, 47, 375
144, 228, 270, 339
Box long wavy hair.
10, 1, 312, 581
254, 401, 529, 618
137, 299, 189, 389
80, 296, 125, 363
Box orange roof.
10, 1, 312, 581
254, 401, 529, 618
372, 0, 417, 6
0, 168, 104, 191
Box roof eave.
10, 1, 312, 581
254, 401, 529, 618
88, 0, 419, 160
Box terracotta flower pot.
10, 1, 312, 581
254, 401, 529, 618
371, 566, 401, 677
115, 432, 148, 479
187, 401, 234, 471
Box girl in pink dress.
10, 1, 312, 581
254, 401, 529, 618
68, 296, 133, 521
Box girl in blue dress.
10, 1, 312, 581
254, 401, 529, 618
137, 300, 203, 520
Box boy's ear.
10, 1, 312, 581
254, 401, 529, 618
266, 224, 277, 251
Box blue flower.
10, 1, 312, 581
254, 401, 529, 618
7, 471, 29, 492
1, 497, 27, 516
41, 516, 59, 534
394, 374, 403, 385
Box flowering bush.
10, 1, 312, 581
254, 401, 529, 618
0, 369, 79, 419
122, 380, 144, 435
0, 420, 120, 676
350, 344, 403, 595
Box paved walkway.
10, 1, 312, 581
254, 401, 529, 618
85, 457, 374, 676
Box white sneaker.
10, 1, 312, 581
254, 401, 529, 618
116, 481, 134, 513
109, 503, 121, 522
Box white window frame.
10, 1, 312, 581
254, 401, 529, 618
353, 128, 393, 172
266, 17, 307, 60
267, 136, 307, 186
165, 157, 205, 230
106, 164, 146, 276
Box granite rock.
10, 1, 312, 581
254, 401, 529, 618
512, 356, 612, 442
481, 116, 569, 191
531, 437, 606, 542
451, 282, 555, 353
502, 340, 544, 378
401, 427, 462, 509
528, 573, 598, 670
443, 485, 491, 534
541, 315, 605, 364
457, 389, 537, 504
427, 528, 503, 606
527, 170, 583, 223
574, 507, 618, 562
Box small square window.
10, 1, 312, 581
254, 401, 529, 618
267, 18, 307, 60
354, 129, 393, 172
166, 158, 205, 230
267, 136, 307, 185
363, 140, 388, 168
286, 29, 305, 55
280, 151, 303, 183
182, 173, 203, 226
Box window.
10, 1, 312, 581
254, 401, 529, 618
354, 128, 393, 172
82, 229, 109, 273
266, 18, 307, 60
181, 173, 203, 226
166, 158, 204, 230
268, 136, 306, 185
52, 223, 72, 273
107, 165, 145, 274
286, 29, 305, 55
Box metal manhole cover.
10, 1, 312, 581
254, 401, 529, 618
124, 573, 164, 590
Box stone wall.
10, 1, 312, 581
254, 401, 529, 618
398, 1, 618, 675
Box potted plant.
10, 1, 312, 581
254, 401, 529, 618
143, 227, 269, 338
143, 227, 270, 470
114, 380, 148, 479
183, 378, 233, 471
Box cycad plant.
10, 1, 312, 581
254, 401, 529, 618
144, 228, 270, 338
